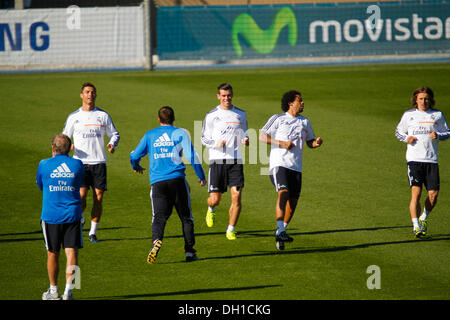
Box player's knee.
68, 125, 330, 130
208, 193, 221, 206
47, 250, 60, 259
230, 187, 242, 203
231, 194, 241, 205
428, 190, 439, 204
93, 190, 104, 203
277, 189, 289, 200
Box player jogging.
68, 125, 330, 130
201, 83, 249, 240
259, 90, 323, 250
130, 106, 206, 263
62, 82, 120, 243
37, 134, 84, 300
395, 87, 449, 237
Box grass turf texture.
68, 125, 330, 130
0, 63, 449, 300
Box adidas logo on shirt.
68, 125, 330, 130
50, 163, 75, 178
153, 133, 174, 147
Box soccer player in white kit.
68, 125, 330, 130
201, 83, 249, 240
63, 83, 120, 243
395, 87, 449, 237
260, 90, 323, 250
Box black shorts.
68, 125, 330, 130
208, 160, 244, 193
150, 178, 192, 220
82, 163, 107, 191
407, 161, 440, 190
270, 166, 302, 199
41, 220, 83, 252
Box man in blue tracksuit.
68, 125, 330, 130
130, 106, 206, 263
37, 134, 85, 300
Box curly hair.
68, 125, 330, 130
281, 90, 301, 112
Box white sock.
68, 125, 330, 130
276, 220, 285, 234
89, 221, 98, 235
50, 285, 58, 294
64, 283, 73, 295
412, 218, 420, 229
283, 222, 289, 229
227, 225, 235, 232
208, 206, 216, 213
420, 208, 429, 221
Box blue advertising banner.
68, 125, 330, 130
156, 2, 450, 61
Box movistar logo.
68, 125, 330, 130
231, 7, 297, 56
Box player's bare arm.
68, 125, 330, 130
259, 131, 294, 150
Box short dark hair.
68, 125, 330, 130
410, 87, 435, 108
217, 83, 233, 93
81, 82, 96, 93
281, 90, 301, 112
158, 106, 175, 124
52, 134, 71, 155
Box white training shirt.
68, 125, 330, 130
63, 106, 120, 165
201, 105, 248, 161
395, 108, 449, 164
261, 112, 315, 173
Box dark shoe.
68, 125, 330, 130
275, 231, 293, 243
185, 252, 199, 262
88, 234, 99, 243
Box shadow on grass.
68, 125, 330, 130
90, 284, 281, 300
0, 230, 43, 237
0, 237, 43, 243
124, 225, 412, 242
197, 234, 450, 261
0, 227, 130, 243
74, 225, 413, 243
238, 225, 412, 238
291, 225, 411, 237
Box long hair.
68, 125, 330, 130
410, 87, 435, 108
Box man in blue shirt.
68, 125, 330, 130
130, 106, 206, 263
37, 134, 85, 300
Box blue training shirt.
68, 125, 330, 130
36, 154, 84, 224
130, 125, 205, 185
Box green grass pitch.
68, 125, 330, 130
0, 63, 449, 300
